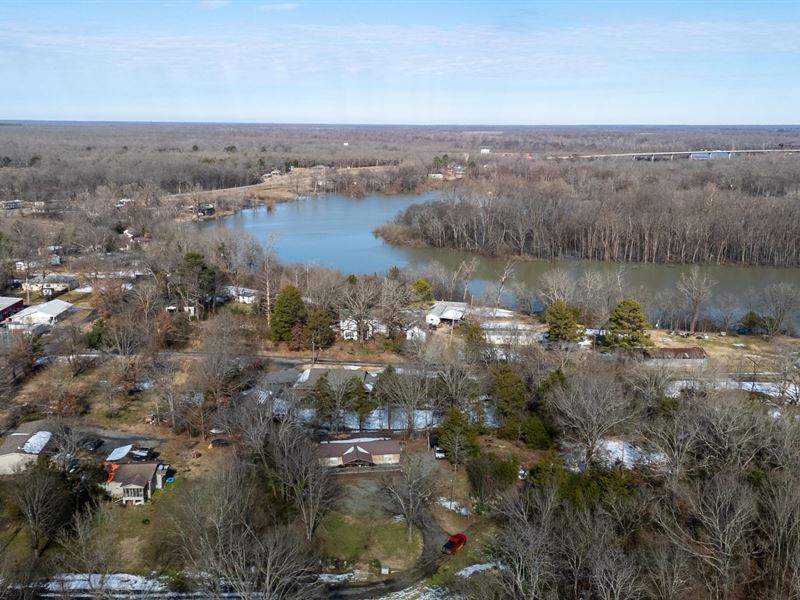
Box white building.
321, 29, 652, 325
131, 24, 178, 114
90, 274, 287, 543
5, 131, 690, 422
8, 299, 73, 327
222, 285, 259, 305
426, 301, 467, 328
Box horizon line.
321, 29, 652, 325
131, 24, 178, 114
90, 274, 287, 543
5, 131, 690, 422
2, 119, 799, 128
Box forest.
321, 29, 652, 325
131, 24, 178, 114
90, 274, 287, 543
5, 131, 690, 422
384, 155, 800, 266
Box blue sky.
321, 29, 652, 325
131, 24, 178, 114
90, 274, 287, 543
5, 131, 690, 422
1, 0, 799, 124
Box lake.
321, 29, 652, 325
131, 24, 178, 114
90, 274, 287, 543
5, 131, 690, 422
202, 192, 800, 319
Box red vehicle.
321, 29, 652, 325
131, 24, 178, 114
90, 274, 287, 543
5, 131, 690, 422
442, 533, 467, 555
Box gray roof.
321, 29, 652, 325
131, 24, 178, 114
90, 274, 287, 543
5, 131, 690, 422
427, 301, 467, 320
0, 297, 23, 312
108, 462, 159, 487
318, 439, 401, 460
0, 429, 53, 456
11, 299, 72, 321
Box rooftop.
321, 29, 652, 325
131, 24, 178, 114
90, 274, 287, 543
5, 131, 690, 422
11, 299, 73, 320
0, 296, 23, 312
106, 462, 159, 487
318, 438, 401, 459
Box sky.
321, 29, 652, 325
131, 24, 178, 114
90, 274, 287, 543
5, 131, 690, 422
1, 0, 799, 124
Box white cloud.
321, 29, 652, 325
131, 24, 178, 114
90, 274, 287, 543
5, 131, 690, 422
256, 3, 299, 12
200, 0, 229, 9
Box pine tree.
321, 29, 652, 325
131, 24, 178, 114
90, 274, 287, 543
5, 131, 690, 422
604, 298, 653, 349
489, 363, 526, 421
271, 285, 306, 342
412, 278, 434, 303
348, 377, 377, 431
305, 309, 335, 349
545, 300, 582, 343
438, 408, 478, 470
308, 373, 334, 425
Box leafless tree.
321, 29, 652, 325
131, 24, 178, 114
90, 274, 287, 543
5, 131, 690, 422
13, 465, 71, 557
643, 408, 702, 487
643, 542, 693, 600
266, 418, 335, 541
677, 267, 716, 333
547, 371, 635, 469
655, 472, 757, 600
378, 367, 431, 438
538, 268, 576, 308
491, 486, 559, 599
55, 504, 119, 599
590, 545, 640, 600
381, 453, 435, 543
173, 460, 322, 599
761, 282, 800, 336
340, 277, 380, 342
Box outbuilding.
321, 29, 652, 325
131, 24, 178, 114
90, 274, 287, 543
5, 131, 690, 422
8, 299, 73, 327
426, 301, 467, 328
0, 296, 23, 321
0, 428, 53, 475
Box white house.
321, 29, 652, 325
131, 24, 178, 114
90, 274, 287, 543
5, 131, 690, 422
426, 301, 467, 328
339, 314, 387, 341
103, 462, 167, 505
8, 299, 73, 327
222, 285, 259, 305
21, 274, 79, 293
405, 324, 427, 342
0, 429, 53, 475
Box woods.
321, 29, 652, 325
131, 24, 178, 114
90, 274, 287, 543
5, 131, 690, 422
387, 156, 800, 266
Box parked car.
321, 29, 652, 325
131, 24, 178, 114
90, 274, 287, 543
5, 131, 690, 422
442, 533, 467, 555
434, 446, 446, 459
129, 446, 154, 460
79, 436, 104, 452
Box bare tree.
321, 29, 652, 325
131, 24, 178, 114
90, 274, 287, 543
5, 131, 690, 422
378, 367, 431, 438
644, 542, 693, 600
655, 472, 757, 600
173, 460, 322, 599
537, 267, 575, 308
677, 267, 716, 333
13, 465, 71, 557
761, 282, 800, 336
547, 371, 634, 469
381, 453, 435, 543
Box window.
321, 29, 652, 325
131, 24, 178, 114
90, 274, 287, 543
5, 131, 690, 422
124, 486, 144, 498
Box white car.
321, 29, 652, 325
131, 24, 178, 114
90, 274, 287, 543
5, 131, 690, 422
434, 446, 446, 459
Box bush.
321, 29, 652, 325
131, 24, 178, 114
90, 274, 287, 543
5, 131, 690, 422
520, 415, 552, 449
467, 453, 519, 507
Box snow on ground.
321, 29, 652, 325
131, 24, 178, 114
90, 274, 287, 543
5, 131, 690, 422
46, 574, 165, 593
437, 497, 471, 515
468, 307, 516, 318
456, 562, 505, 577
318, 572, 354, 583
376, 583, 454, 600
597, 439, 667, 469
75, 286, 94, 293
668, 378, 799, 401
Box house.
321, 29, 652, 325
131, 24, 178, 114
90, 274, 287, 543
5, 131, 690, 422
222, 285, 259, 305
0, 199, 23, 210
339, 312, 387, 341
8, 299, 73, 327
426, 301, 467, 328
318, 438, 402, 468
0, 427, 53, 475
0, 296, 23, 321
644, 347, 708, 367
21, 273, 79, 294
102, 462, 167, 505
405, 324, 427, 342
480, 148, 492, 154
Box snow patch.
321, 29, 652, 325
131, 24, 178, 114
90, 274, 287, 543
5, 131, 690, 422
46, 574, 166, 593
456, 562, 505, 577
437, 497, 471, 515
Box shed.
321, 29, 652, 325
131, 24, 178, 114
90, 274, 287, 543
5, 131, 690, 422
8, 299, 73, 327
0, 428, 53, 475
644, 347, 708, 367
0, 296, 23, 321
426, 301, 467, 328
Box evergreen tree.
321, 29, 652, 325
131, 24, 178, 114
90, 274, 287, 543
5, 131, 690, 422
489, 363, 526, 421
545, 300, 582, 343
271, 285, 306, 342
604, 298, 653, 349
305, 309, 335, 350
348, 377, 377, 431
438, 408, 478, 470
412, 278, 434, 303
308, 373, 334, 426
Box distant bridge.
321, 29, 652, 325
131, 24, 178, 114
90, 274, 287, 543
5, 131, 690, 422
545, 148, 800, 161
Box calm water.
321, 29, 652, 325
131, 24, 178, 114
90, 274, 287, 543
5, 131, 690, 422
203, 193, 800, 314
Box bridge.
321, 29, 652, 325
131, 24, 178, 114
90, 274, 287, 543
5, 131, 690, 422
545, 148, 800, 161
